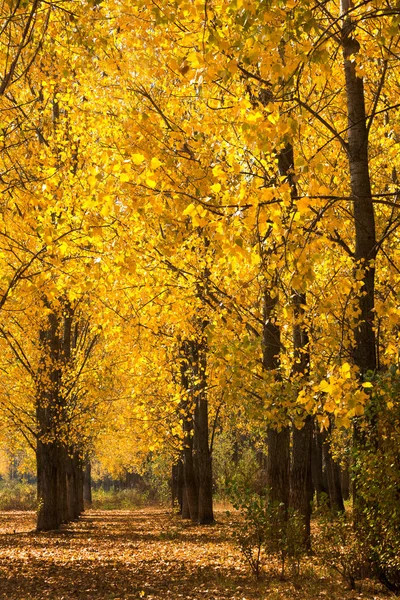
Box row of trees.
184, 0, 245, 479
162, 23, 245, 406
0, 4, 399, 586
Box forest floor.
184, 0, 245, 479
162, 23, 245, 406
0, 506, 394, 600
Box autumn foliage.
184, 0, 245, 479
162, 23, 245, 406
0, 0, 400, 593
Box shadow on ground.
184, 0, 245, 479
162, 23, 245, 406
0, 508, 253, 600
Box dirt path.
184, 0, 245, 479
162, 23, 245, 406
0, 508, 391, 599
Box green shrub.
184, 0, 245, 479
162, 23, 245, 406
0, 480, 37, 511
91, 487, 150, 509
352, 370, 400, 593
229, 481, 305, 580
314, 504, 367, 590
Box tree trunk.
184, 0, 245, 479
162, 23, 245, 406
263, 287, 290, 510
183, 421, 198, 522
290, 290, 313, 548
172, 463, 179, 508
84, 461, 92, 505
180, 336, 213, 524
274, 142, 313, 542
341, 0, 377, 375
73, 452, 84, 517
341, 0, 377, 518
291, 416, 313, 546
180, 341, 199, 522
36, 440, 66, 531
177, 460, 184, 513
193, 338, 214, 524
195, 404, 213, 524
322, 429, 345, 513
341, 465, 350, 501
312, 428, 329, 507
267, 428, 290, 508
181, 473, 191, 520
172, 459, 184, 513
35, 302, 89, 530
36, 310, 66, 531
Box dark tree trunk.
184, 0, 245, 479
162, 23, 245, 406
341, 0, 377, 518
35, 302, 90, 530
341, 465, 350, 501
180, 341, 199, 522
177, 460, 184, 513
172, 460, 185, 513
180, 336, 213, 524
66, 452, 76, 521
36, 310, 66, 531
267, 428, 290, 508
312, 428, 329, 507
193, 339, 214, 524
172, 463, 179, 508
59, 446, 69, 523
324, 450, 345, 513
341, 1, 376, 375
195, 402, 214, 524
74, 453, 84, 516
84, 460, 92, 505
290, 291, 313, 548
291, 416, 313, 546
183, 422, 198, 522
36, 441, 66, 531
262, 287, 290, 510
66, 450, 84, 521
181, 474, 191, 520
322, 429, 345, 513
275, 143, 313, 543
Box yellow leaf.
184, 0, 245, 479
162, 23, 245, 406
296, 197, 310, 214
362, 382, 373, 388
318, 415, 330, 430
212, 164, 225, 178
211, 183, 221, 193
132, 153, 145, 165
319, 379, 332, 393
119, 173, 130, 182
183, 203, 196, 216
186, 51, 200, 68
354, 403, 365, 416
267, 113, 278, 125
100, 204, 110, 217
246, 111, 263, 123
150, 157, 162, 170
324, 399, 336, 412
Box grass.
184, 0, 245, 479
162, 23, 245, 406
91, 486, 155, 509
0, 480, 37, 511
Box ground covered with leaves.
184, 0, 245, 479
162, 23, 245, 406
0, 507, 394, 599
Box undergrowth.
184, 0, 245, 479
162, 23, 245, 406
0, 480, 37, 510
91, 487, 154, 509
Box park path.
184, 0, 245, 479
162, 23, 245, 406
0, 507, 257, 599
0, 507, 388, 599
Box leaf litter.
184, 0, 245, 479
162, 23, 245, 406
0, 508, 393, 599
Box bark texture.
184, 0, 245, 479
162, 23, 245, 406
311, 428, 329, 506
179, 337, 214, 524
36, 304, 87, 530
84, 461, 92, 505
341, 1, 377, 374
262, 288, 290, 510
290, 290, 313, 547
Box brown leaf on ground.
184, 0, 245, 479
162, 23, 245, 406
0, 508, 393, 599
